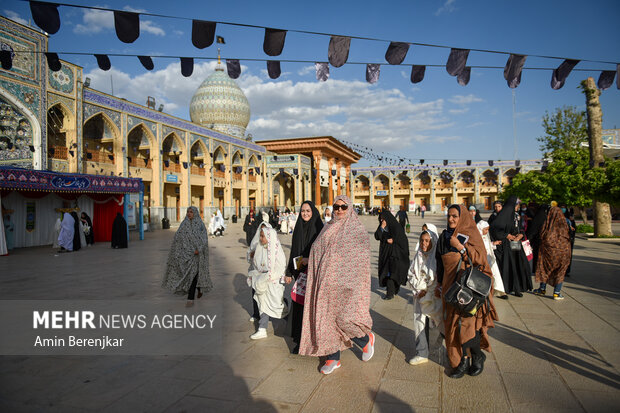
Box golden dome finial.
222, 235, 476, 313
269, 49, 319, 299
217, 48, 221, 65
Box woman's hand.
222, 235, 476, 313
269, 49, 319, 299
250, 251, 255, 259
387, 238, 393, 244
515, 234, 523, 241
301, 257, 309, 266
493, 240, 502, 246
418, 290, 427, 298
449, 237, 464, 252
285, 276, 293, 284
381, 219, 387, 229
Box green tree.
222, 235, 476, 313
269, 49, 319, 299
500, 170, 553, 204
538, 106, 588, 157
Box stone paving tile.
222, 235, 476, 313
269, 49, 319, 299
375, 378, 439, 408
299, 377, 376, 413
190, 374, 261, 402
501, 372, 583, 411
250, 357, 323, 404
100, 376, 200, 412
572, 389, 620, 413
163, 395, 241, 412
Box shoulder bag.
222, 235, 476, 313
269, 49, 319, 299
444, 255, 492, 317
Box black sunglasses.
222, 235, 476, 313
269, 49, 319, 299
332, 204, 348, 211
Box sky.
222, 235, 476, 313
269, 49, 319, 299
3, 0, 620, 166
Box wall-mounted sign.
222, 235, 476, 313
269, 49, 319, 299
166, 174, 178, 183
376, 190, 388, 196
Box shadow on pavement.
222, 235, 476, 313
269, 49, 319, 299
491, 323, 620, 390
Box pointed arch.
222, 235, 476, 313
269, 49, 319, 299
127, 123, 156, 168
83, 112, 121, 165
0, 85, 42, 169
231, 150, 242, 166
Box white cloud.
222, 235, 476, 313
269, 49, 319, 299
4, 10, 29, 26
84, 62, 454, 152
435, 0, 457, 16
449, 94, 483, 105
449, 108, 469, 115
297, 65, 315, 77
74, 6, 165, 36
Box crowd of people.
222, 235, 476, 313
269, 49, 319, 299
161, 195, 576, 378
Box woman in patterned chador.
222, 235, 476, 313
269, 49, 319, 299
162, 206, 213, 306
299, 195, 375, 375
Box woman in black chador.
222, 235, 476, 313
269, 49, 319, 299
111, 212, 128, 248
489, 196, 532, 297
375, 210, 410, 300
80, 212, 95, 245
70, 211, 81, 252
284, 200, 323, 354
243, 209, 262, 246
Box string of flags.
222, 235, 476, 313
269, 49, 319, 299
3, 0, 616, 90
340, 139, 533, 171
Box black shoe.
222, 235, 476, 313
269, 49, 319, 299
291, 344, 300, 354
448, 357, 470, 379
469, 352, 486, 376
383, 295, 394, 300
514, 292, 523, 297
498, 294, 509, 300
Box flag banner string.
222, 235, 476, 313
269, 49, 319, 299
18, 0, 618, 65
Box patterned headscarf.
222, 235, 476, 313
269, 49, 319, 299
162, 206, 213, 294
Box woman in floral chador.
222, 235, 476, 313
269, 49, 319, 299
299, 195, 375, 375
162, 207, 212, 306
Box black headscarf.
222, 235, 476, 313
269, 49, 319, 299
488, 201, 503, 224
489, 196, 518, 241
287, 201, 323, 277
70, 211, 81, 251
111, 212, 128, 248
243, 209, 262, 245
375, 210, 410, 286
526, 204, 549, 241
81, 212, 95, 245
443, 204, 461, 252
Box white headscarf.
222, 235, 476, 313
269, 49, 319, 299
477, 220, 505, 293
324, 206, 333, 222
408, 223, 441, 327
58, 212, 75, 251
215, 210, 226, 229
208, 213, 216, 235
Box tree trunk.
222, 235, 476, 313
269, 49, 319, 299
577, 206, 588, 225
581, 77, 612, 237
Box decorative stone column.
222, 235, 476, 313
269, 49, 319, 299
346, 165, 351, 198
313, 152, 322, 207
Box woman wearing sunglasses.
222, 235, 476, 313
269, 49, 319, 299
298, 195, 375, 375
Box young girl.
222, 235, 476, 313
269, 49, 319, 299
408, 224, 442, 365
247, 223, 289, 339
477, 220, 506, 297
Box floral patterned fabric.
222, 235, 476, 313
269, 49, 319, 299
162, 207, 213, 294
299, 195, 372, 357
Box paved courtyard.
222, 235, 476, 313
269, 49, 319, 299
1, 213, 619, 412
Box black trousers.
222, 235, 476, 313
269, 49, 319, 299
291, 300, 304, 344
462, 330, 483, 358
386, 278, 400, 297
188, 272, 201, 300
251, 288, 260, 318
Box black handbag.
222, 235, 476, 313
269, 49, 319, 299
444, 255, 492, 317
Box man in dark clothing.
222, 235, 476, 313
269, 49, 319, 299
395, 206, 409, 229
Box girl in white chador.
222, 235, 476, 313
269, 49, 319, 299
247, 223, 289, 339
407, 223, 442, 365
477, 220, 505, 296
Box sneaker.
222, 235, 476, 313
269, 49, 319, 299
250, 328, 267, 340
320, 360, 341, 375
408, 355, 428, 365
553, 293, 565, 301
249, 316, 256, 322
532, 288, 546, 296
362, 332, 375, 362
